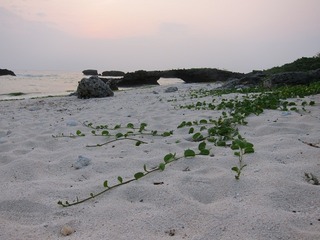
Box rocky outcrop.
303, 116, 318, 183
219, 68, 320, 90
170, 68, 244, 83
99, 78, 120, 91
263, 69, 320, 88
0, 69, 16, 76
117, 68, 245, 87
76, 76, 114, 99
118, 70, 161, 87
82, 69, 98, 76
218, 71, 266, 89
102, 71, 125, 77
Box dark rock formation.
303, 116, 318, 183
99, 77, 120, 91
117, 68, 245, 87
102, 70, 125, 77
219, 68, 320, 90
219, 71, 266, 89
76, 76, 114, 99
170, 68, 244, 83
118, 70, 161, 87
263, 69, 320, 88
82, 69, 98, 76
0, 68, 16, 76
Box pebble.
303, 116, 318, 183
60, 225, 74, 236
164, 86, 178, 93
66, 119, 78, 126
74, 155, 91, 169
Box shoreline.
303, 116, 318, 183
0, 82, 319, 239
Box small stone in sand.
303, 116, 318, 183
74, 155, 91, 169
60, 225, 74, 236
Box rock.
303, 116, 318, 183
101, 70, 125, 77
164, 86, 178, 93
60, 225, 74, 236
0, 68, 16, 76
74, 155, 91, 169
82, 69, 98, 76
99, 77, 120, 90
118, 70, 160, 87
117, 68, 245, 87
218, 71, 266, 90
171, 68, 244, 83
309, 68, 320, 79
76, 76, 114, 99
263, 71, 312, 88
66, 119, 78, 126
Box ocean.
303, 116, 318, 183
0, 70, 184, 100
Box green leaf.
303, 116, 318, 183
164, 153, 175, 163
216, 140, 226, 147
159, 163, 166, 171
231, 166, 239, 173
102, 130, 109, 136
143, 164, 148, 172
135, 141, 142, 146
200, 126, 207, 131
103, 181, 109, 188
90, 193, 94, 198
198, 141, 206, 151
91, 130, 96, 135
139, 123, 147, 132
117, 176, 123, 184
189, 127, 194, 134
134, 172, 144, 180
199, 119, 208, 124
114, 124, 121, 129
234, 151, 240, 156
244, 147, 254, 154
115, 133, 124, 138
184, 149, 196, 158
76, 130, 84, 136
192, 132, 203, 141
200, 149, 210, 155
178, 121, 186, 128
126, 123, 134, 129
162, 131, 171, 137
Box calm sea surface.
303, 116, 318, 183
0, 70, 184, 100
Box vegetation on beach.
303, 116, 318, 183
264, 55, 320, 74
57, 81, 319, 207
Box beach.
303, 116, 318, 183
0, 82, 319, 240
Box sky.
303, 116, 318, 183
0, 0, 320, 73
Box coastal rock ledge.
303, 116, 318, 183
0, 69, 16, 76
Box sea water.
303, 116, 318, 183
0, 70, 184, 100
0, 70, 82, 100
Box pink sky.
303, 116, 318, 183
1, 0, 320, 72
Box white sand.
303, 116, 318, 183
0, 83, 319, 240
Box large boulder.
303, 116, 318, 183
76, 76, 114, 99
0, 68, 16, 76
82, 69, 98, 76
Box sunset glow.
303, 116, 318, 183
1, 0, 320, 72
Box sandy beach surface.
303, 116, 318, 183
0, 83, 319, 240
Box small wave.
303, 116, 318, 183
16, 74, 58, 78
